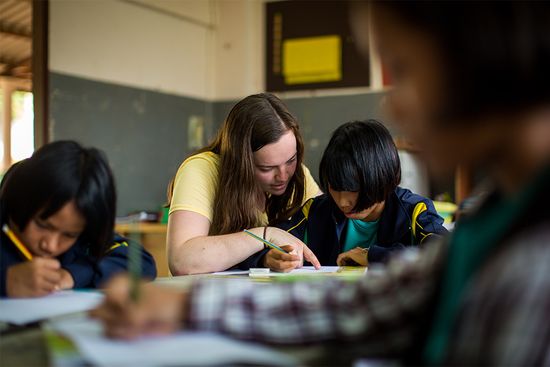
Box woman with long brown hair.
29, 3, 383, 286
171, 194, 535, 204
167, 93, 321, 275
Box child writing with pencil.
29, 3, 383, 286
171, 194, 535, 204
0, 141, 157, 298
253, 120, 447, 268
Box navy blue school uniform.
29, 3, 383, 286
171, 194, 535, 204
0, 211, 157, 297
240, 187, 448, 268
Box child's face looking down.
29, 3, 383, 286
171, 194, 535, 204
15, 200, 86, 258
329, 188, 384, 222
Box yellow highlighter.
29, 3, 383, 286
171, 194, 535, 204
2, 224, 33, 260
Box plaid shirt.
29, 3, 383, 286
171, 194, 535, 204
187, 224, 550, 365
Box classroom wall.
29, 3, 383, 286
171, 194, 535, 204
213, 0, 265, 100
50, 0, 264, 101
49, 0, 215, 100
50, 72, 214, 215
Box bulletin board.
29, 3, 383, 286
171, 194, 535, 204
266, 0, 370, 92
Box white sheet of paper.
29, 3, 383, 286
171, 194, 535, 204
212, 269, 250, 275
213, 267, 340, 276
48, 316, 296, 367
249, 265, 343, 277
0, 290, 104, 325
288, 266, 340, 273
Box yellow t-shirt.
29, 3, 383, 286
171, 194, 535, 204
169, 151, 320, 225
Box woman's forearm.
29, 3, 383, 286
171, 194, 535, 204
168, 228, 265, 275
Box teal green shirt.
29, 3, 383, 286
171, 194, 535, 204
342, 219, 379, 252
424, 166, 550, 364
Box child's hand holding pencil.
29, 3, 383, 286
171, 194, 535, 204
3, 224, 75, 297
91, 275, 188, 340
5, 258, 71, 297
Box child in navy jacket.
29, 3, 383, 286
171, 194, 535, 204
293, 120, 447, 266
0, 141, 156, 297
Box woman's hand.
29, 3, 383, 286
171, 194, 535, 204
336, 247, 369, 266
262, 227, 321, 272
91, 275, 188, 340
263, 245, 301, 272
6, 258, 63, 297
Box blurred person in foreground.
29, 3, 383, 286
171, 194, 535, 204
93, 2, 550, 365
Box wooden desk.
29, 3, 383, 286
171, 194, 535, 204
115, 223, 169, 277
0, 327, 50, 366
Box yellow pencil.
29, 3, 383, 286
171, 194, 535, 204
2, 224, 33, 260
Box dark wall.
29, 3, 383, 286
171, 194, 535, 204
284, 93, 389, 180
50, 72, 213, 216
50, 72, 387, 216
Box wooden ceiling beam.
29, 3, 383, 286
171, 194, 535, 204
0, 56, 32, 79
0, 56, 31, 66
0, 20, 31, 40
0, 56, 20, 67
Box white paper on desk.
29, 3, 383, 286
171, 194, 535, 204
48, 316, 296, 367
290, 266, 340, 273
214, 266, 342, 277
0, 290, 104, 325
249, 265, 343, 277
212, 269, 250, 275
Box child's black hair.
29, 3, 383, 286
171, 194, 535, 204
319, 120, 401, 212
0, 141, 116, 258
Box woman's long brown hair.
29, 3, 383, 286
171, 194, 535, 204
167, 93, 306, 235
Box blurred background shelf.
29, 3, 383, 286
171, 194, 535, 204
115, 223, 169, 277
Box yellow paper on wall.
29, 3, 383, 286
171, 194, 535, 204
282, 35, 342, 85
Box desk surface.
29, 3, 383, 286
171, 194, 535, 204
0, 268, 369, 366
153, 266, 367, 289
0, 327, 50, 366
0, 324, 368, 367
